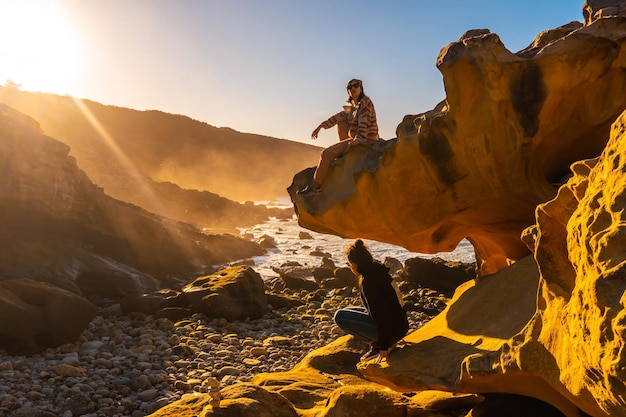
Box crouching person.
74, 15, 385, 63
334, 239, 409, 363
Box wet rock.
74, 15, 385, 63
257, 234, 277, 248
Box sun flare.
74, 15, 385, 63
0, 0, 83, 94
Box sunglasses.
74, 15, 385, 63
347, 83, 361, 89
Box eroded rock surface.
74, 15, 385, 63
524, 108, 626, 416
359, 110, 626, 417
289, 0, 626, 275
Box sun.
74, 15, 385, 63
0, 0, 83, 94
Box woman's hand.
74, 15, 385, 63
349, 137, 365, 146
311, 126, 322, 139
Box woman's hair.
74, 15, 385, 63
346, 239, 374, 273
346, 78, 365, 105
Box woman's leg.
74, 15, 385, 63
337, 119, 350, 140
333, 306, 378, 343
313, 139, 351, 186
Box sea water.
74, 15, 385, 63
241, 200, 476, 279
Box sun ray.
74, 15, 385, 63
71, 97, 203, 261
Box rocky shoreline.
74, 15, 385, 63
0, 273, 448, 417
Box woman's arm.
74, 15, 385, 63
313, 110, 349, 139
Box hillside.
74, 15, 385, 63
0, 104, 265, 295
0, 87, 322, 202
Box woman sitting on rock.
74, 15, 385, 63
334, 239, 409, 362
297, 78, 379, 196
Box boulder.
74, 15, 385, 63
320, 257, 336, 269
288, 1, 626, 276
0, 279, 96, 354
119, 289, 185, 315
399, 257, 476, 296
265, 293, 305, 309
384, 256, 404, 276
280, 275, 320, 292
120, 271, 305, 319
320, 267, 358, 289
272, 265, 320, 291
312, 266, 334, 283
183, 266, 267, 320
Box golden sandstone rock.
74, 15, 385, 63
289, 0, 626, 276
359, 108, 626, 416
286, 1, 626, 416
529, 110, 626, 416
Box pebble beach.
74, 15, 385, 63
0, 214, 467, 416
0, 285, 442, 417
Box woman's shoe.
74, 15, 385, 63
297, 184, 322, 196
360, 345, 380, 361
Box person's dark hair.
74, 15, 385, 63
346, 239, 374, 274
346, 78, 365, 105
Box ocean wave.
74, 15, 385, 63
239, 214, 476, 279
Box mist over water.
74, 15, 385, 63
240, 199, 476, 280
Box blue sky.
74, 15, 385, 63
0, 0, 583, 147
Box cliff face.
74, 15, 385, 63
525, 109, 626, 416
289, 1, 626, 275
358, 107, 626, 417
0, 104, 264, 297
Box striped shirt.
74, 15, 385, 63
320, 95, 379, 141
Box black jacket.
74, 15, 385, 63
359, 262, 409, 350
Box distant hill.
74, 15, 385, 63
0, 87, 322, 202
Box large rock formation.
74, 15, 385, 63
279, 1, 626, 416
289, 0, 626, 275
523, 109, 626, 416
359, 105, 626, 417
